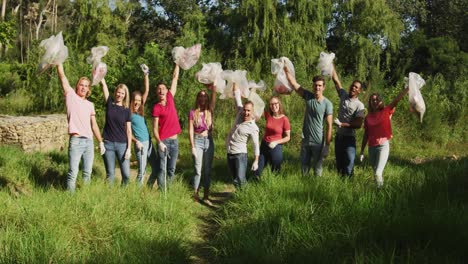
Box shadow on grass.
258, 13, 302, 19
209, 155, 468, 263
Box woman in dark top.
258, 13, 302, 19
100, 78, 132, 185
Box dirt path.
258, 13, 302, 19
190, 184, 236, 264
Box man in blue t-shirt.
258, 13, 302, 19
285, 67, 333, 176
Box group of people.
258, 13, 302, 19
57, 59, 409, 202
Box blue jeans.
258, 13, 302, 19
369, 141, 390, 187
254, 140, 283, 178
67, 136, 94, 192
193, 135, 214, 190
227, 153, 248, 188
145, 141, 161, 189
300, 141, 324, 176
103, 140, 131, 186
155, 138, 178, 190
335, 135, 356, 177
134, 140, 153, 186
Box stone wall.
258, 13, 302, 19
0, 114, 68, 152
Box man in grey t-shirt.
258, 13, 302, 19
285, 68, 333, 176
331, 68, 365, 177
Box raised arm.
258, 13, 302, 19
284, 66, 304, 97
142, 70, 150, 106
207, 83, 217, 112
169, 64, 180, 96
56, 64, 74, 95
233, 82, 243, 109
331, 67, 343, 95
388, 86, 409, 109
100, 78, 110, 102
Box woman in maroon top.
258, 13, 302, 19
253, 96, 291, 179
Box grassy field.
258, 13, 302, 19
0, 121, 467, 263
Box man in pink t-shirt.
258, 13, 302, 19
147, 63, 181, 190
56, 64, 105, 192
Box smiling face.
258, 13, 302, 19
132, 94, 142, 112
269, 97, 280, 115
348, 81, 362, 98
75, 78, 91, 98
313, 80, 325, 97
243, 102, 254, 122
157, 84, 168, 102
196, 90, 209, 109
369, 93, 384, 112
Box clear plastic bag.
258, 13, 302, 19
248, 80, 266, 93
87, 46, 109, 86
317, 52, 335, 76
248, 90, 265, 119
172, 44, 201, 70
271, 57, 295, 94
407, 72, 426, 122
195, 62, 226, 94
38, 31, 68, 73
220, 70, 250, 99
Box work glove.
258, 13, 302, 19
360, 154, 364, 163
268, 141, 278, 149
334, 118, 342, 128
99, 142, 106, 156
140, 64, 150, 75
251, 160, 259, 171
124, 148, 131, 160
322, 145, 330, 158
191, 147, 198, 159
158, 142, 167, 153
135, 140, 143, 151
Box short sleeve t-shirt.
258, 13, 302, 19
152, 92, 181, 140
131, 113, 150, 142
263, 111, 291, 143
337, 88, 365, 136
302, 90, 333, 145
65, 91, 96, 139
103, 97, 131, 143
364, 106, 395, 147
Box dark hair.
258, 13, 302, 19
368, 93, 385, 112
244, 100, 254, 108
312, 75, 326, 85
351, 80, 363, 89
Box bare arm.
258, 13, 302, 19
169, 64, 180, 96
189, 118, 195, 149
325, 114, 333, 146
388, 87, 409, 109
142, 73, 149, 106
90, 115, 103, 143
153, 117, 161, 144
101, 78, 110, 102
277, 130, 291, 144
208, 83, 217, 112
331, 67, 343, 95
126, 121, 132, 150
56, 64, 74, 95
284, 66, 304, 97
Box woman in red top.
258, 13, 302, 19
360, 87, 409, 187
253, 96, 291, 179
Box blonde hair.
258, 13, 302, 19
193, 90, 212, 129
75, 77, 91, 98
115, 84, 130, 108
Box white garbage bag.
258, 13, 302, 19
38, 31, 68, 73
172, 44, 201, 70
317, 52, 335, 76
271, 57, 295, 94
248, 90, 265, 120
407, 72, 426, 122
87, 46, 109, 86
220, 70, 249, 99
195, 62, 226, 94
